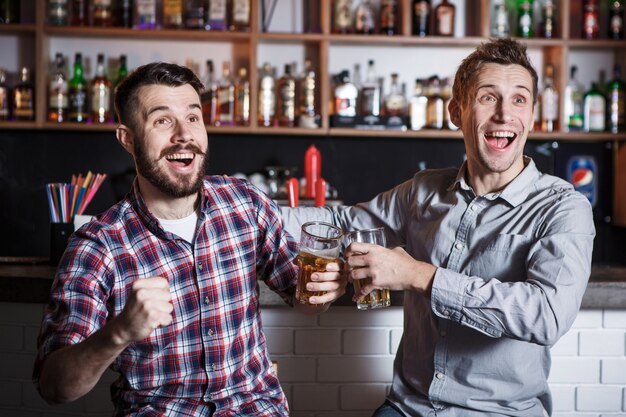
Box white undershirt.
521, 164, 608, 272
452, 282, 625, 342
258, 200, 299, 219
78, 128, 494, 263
157, 210, 198, 243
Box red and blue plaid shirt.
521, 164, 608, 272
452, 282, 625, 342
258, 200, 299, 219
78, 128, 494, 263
35, 176, 299, 416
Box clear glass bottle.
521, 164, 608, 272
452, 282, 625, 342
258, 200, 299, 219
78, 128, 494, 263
491, 0, 510, 38
434, 0, 455, 37
48, 53, 69, 123
216, 61, 234, 126
334, 70, 358, 117
582, 0, 599, 39
384, 73, 407, 116
200, 60, 218, 125
229, 0, 250, 31
516, 0, 534, 38
412, 0, 431, 36
0, 68, 9, 120
276, 64, 296, 127
583, 81, 606, 132
333, 0, 353, 34
92, 0, 114, 26
606, 64, 626, 133
133, 0, 161, 29
48, 0, 70, 25
564, 65, 584, 132
409, 78, 428, 130
609, 0, 624, 40
162, 0, 184, 28
442, 77, 457, 130
258, 62, 276, 127
353, 0, 375, 34
540, 63, 559, 132
359, 59, 381, 116
68, 52, 88, 123
14, 67, 35, 121
299, 58, 318, 128
234, 67, 250, 126
425, 75, 443, 128
90, 53, 112, 124
539, 0, 556, 38
379, 0, 399, 35
207, 0, 227, 30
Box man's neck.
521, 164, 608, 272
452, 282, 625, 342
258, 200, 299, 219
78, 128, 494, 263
467, 159, 527, 196
137, 177, 199, 220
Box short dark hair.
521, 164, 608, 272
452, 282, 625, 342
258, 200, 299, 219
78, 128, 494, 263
114, 62, 204, 133
452, 38, 539, 106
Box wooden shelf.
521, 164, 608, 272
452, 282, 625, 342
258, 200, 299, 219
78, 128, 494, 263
43, 25, 252, 41
0, 121, 38, 129
0, 23, 36, 33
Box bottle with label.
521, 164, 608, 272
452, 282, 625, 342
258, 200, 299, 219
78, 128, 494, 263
117, 0, 132, 27
412, 0, 430, 36
229, 0, 250, 31
539, 0, 556, 38
48, 0, 70, 25
583, 81, 606, 132
234, 67, 250, 126
360, 59, 381, 116
540, 63, 559, 132
384, 73, 407, 116
92, 0, 113, 26
491, 0, 510, 37
353, 0, 375, 34
409, 79, 428, 130
184, 0, 206, 29
380, 0, 399, 35
606, 64, 626, 133
516, 0, 534, 38
609, 0, 624, 39
216, 61, 234, 126
299, 59, 318, 128
334, 70, 358, 117
434, 0, 455, 36
71, 0, 87, 25
0, 0, 20, 23
333, 0, 353, 34
13, 67, 35, 121
134, 0, 161, 29
90, 53, 111, 124
207, 0, 227, 30
200, 60, 217, 125
564, 65, 584, 131
0, 68, 9, 120
582, 0, 599, 39
426, 76, 444, 128
276, 64, 296, 127
162, 0, 183, 28
258, 62, 276, 127
48, 53, 69, 123
68, 52, 88, 123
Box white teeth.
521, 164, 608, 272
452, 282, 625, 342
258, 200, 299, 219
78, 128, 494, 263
486, 131, 515, 138
166, 153, 194, 160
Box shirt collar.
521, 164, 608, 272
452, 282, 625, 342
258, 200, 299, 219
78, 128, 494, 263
449, 156, 541, 207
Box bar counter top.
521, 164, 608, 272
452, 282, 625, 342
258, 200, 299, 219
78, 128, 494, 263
1, 261, 625, 308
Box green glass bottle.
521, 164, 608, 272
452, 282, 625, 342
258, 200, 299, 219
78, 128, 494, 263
606, 64, 626, 133
516, 0, 534, 38
113, 54, 128, 122
68, 52, 88, 123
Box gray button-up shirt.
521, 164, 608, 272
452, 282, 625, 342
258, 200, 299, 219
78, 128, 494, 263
282, 158, 595, 416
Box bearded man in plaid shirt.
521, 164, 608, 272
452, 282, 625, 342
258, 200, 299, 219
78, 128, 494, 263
33, 62, 346, 416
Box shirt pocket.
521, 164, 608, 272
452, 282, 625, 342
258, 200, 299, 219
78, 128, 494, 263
471, 233, 531, 282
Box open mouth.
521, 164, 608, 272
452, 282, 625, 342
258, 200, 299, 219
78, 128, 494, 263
165, 153, 195, 167
484, 130, 517, 150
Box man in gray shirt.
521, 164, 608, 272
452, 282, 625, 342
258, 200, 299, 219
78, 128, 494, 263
282, 38, 595, 416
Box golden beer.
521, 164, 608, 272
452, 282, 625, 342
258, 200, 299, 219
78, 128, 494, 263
295, 251, 338, 304
353, 279, 391, 310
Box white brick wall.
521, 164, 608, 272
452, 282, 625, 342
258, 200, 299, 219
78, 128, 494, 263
1, 303, 626, 416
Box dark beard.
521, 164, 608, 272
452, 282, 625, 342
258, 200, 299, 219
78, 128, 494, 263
134, 140, 208, 198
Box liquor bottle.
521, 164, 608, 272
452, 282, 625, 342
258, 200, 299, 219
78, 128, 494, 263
353, 63, 362, 91
276, 64, 296, 127
117, 0, 132, 27
0, 0, 20, 23
606, 64, 626, 133
491, 0, 510, 37
48, 0, 70, 25
234, 67, 250, 126
92, 0, 113, 26
334, 70, 358, 116
71, 0, 87, 25
564, 65, 584, 131
412, 0, 431, 36
380, 0, 399, 35
90, 53, 112, 124
353, 0, 375, 34
207, 0, 227, 30
200, 60, 217, 125
112, 54, 128, 122
184, 0, 206, 29
48, 53, 69, 123
258, 62, 276, 127
434, 0, 455, 37
608, 0, 624, 39
426, 76, 443, 128
442, 77, 457, 130
68, 52, 88, 123
359, 59, 381, 116
539, 0, 556, 38
384, 73, 407, 116
0, 68, 8, 120
583, 81, 606, 132
333, 0, 352, 34
582, 0, 599, 39
13, 67, 35, 121
216, 61, 234, 126
299, 58, 318, 128
134, 0, 161, 29
229, 0, 250, 31
162, 0, 184, 28
540, 63, 559, 132
516, 0, 534, 38
409, 79, 428, 130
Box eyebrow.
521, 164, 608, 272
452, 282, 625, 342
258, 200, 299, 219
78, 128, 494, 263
477, 84, 532, 95
146, 103, 202, 117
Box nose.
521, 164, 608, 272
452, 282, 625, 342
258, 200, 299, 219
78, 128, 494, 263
493, 99, 515, 123
173, 120, 194, 142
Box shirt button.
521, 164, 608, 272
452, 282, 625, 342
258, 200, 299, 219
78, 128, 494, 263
440, 330, 447, 337
454, 242, 463, 250
470, 204, 478, 212
442, 310, 450, 317
208, 363, 215, 371
204, 296, 210, 305
198, 262, 203, 271
435, 372, 444, 380
207, 328, 215, 336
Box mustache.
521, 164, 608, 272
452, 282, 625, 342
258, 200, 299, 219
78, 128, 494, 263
159, 144, 206, 159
